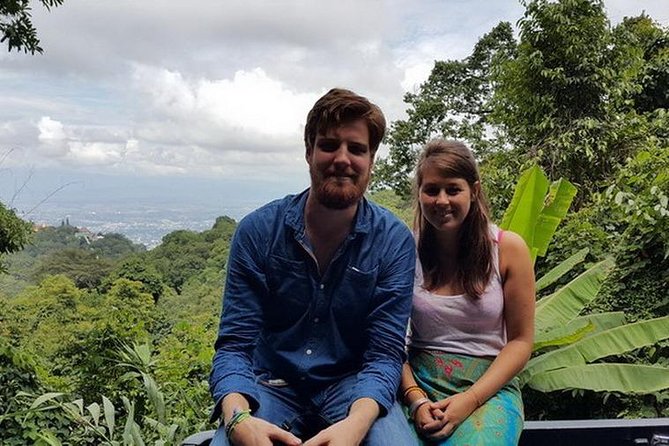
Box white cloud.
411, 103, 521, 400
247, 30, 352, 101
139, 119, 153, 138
37, 116, 68, 157
401, 62, 434, 93
37, 116, 66, 142
195, 68, 318, 137
132, 64, 318, 139
67, 141, 126, 166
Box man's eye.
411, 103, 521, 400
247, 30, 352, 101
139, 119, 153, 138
348, 144, 368, 155
317, 141, 339, 151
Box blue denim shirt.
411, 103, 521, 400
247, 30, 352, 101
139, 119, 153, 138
209, 190, 415, 421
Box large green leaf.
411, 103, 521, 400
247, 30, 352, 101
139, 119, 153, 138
535, 258, 615, 332
533, 321, 594, 352
29, 392, 65, 410
535, 248, 589, 293
102, 396, 115, 439
500, 166, 576, 263
533, 312, 627, 352
522, 316, 669, 383
526, 364, 669, 393
567, 312, 627, 333
142, 372, 166, 424
500, 165, 548, 259
532, 178, 578, 257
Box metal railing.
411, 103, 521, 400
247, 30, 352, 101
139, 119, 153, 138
181, 418, 669, 446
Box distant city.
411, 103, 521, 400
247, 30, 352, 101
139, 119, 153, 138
25, 202, 253, 249
1, 166, 307, 249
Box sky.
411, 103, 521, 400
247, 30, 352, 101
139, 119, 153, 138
1, 0, 668, 224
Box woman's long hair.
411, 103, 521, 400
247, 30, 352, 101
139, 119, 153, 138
413, 139, 494, 298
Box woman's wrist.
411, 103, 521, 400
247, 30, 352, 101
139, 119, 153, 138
402, 385, 427, 404
409, 397, 430, 420
466, 388, 483, 407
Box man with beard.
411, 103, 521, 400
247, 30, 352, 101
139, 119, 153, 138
209, 88, 417, 446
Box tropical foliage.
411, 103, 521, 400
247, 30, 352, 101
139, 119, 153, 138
499, 166, 669, 398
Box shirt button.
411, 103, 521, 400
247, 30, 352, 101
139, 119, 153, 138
313, 317, 319, 323
319, 283, 325, 290
306, 349, 313, 355
300, 376, 306, 381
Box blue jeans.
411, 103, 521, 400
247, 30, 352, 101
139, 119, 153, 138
211, 373, 418, 445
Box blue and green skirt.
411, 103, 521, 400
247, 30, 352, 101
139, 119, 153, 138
407, 349, 524, 445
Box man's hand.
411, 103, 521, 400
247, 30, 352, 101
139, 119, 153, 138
302, 417, 368, 446
229, 416, 302, 446
222, 393, 302, 446
303, 397, 379, 446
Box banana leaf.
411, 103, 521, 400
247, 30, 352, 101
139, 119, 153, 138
500, 166, 548, 261
567, 312, 627, 333
500, 166, 577, 263
525, 364, 669, 393
536, 248, 589, 294
535, 258, 615, 332
533, 321, 594, 352
532, 178, 578, 257
533, 312, 627, 352
521, 315, 669, 383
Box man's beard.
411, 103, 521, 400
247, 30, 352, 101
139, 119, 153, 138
310, 170, 369, 210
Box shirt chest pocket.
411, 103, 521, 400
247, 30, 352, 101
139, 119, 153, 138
331, 264, 379, 323
265, 254, 312, 326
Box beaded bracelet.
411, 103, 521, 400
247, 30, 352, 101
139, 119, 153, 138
225, 408, 252, 438
409, 397, 430, 420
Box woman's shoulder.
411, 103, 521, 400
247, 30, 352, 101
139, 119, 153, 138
497, 229, 532, 275
497, 229, 529, 251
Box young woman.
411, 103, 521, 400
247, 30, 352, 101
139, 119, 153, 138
400, 139, 535, 445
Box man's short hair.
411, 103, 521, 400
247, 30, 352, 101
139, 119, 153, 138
304, 88, 386, 155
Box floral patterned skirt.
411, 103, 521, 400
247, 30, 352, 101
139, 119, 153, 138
407, 349, 524, 446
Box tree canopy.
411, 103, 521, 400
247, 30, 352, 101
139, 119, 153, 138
374, 0, 669, 206
0, 0, 63, 54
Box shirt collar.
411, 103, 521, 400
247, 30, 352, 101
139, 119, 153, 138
285, 188, 372, 235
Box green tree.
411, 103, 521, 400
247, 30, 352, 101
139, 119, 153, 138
1, 0, 63, 54
150, 230, 211, 293
0, 202, 32, 273
613, 14, 669, 114
33, 248, 115, 289
490, 0, 669, 201
90, 233, 145, 259
375, 0, 668, 210
373, 22, 517, 197
103, 255, 165, 302
596, 147, 669, 319
0, 340, 73, 445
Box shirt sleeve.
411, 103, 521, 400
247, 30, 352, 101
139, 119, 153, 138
349, 222, 415, 415
208, 215, 268, 422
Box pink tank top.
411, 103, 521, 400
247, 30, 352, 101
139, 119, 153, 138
407, 225, 506, 357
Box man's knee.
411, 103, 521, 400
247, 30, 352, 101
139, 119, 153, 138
364, 402, 418, 446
